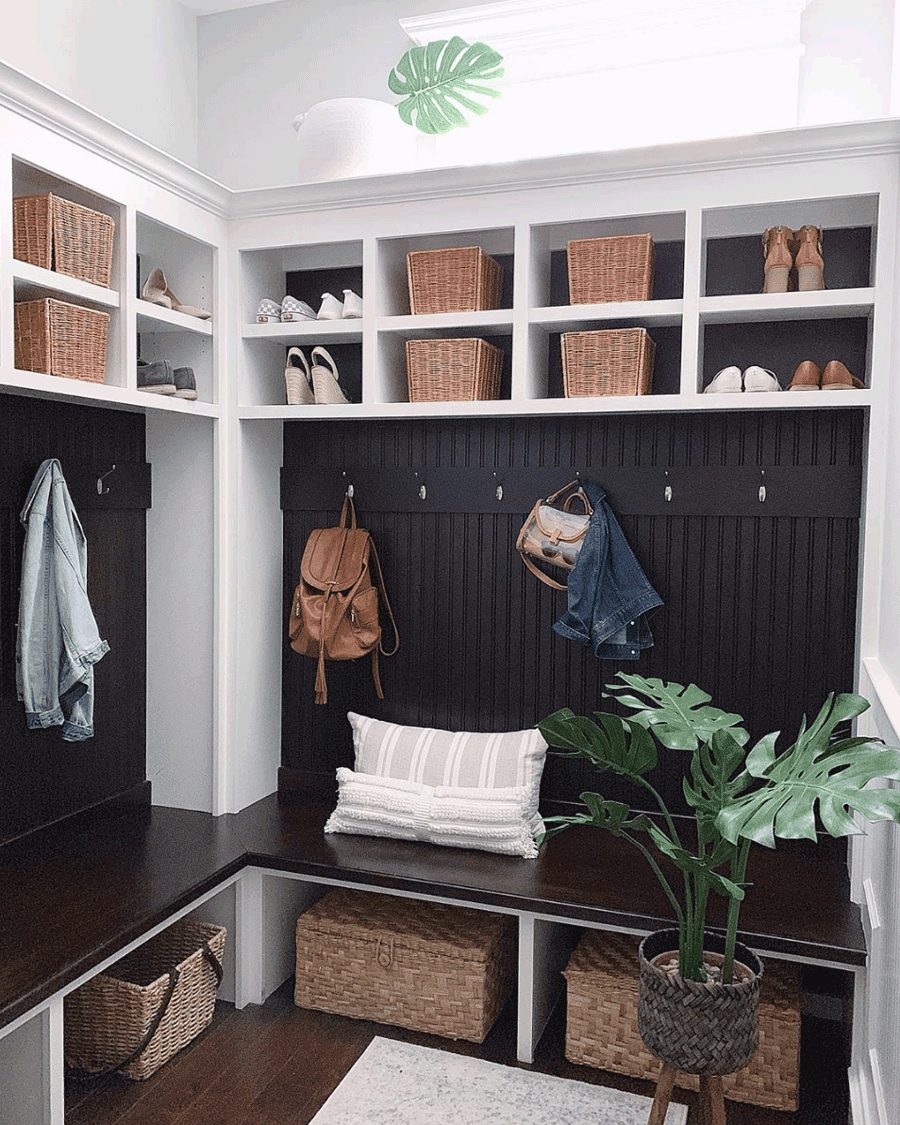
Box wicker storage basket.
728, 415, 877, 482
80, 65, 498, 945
561, 328, 654, 397
564, 931, 800, 1112
15, 298, 109, 383
14, 194, 115, 288
567, 234, 653, 304
406, 337, 503, 402
407, 247, 502, 314
64, 920, 226, 1081
295, 889, 516, 1042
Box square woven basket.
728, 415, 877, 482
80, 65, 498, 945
406, 337, 503, 402
561, 327, 655, 397
407, 247, 502, 314
564, 931, 801, 1112
567, 234, 653, 304
14, 194, 115, 288
64, 920, 226, 1081
15, 298, 109, 383
295, 889, 516, 1043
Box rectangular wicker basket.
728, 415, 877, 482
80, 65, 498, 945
561, 328, 654, 397
295, 889, 516, 1043
567, 234, 653, 304
64, 920, 226, 1081
14, 194, 115, 288
15, 298, 109, 383
406, 337, 503, 402
564, 931, 801, 1112
407, 247, 502, 314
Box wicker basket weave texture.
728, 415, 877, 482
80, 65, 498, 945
14, 194, 115, 288
564, 931, 800, 1112
295, 889, 516, 1043
561, 328, 655, 397
406, 337, 503, 402
15, 298, 109, 383
567, 234, 654, 304
64, 920, 226, 1081
407, 247, 502, 314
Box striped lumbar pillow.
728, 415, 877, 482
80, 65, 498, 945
325, 768, 539, 859
347, 713, 548, 837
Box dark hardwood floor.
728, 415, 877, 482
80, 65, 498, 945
65, 981, 849, 1125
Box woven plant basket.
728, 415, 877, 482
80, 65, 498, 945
15, 298, 109, 383
406, 337, 503, 402
295, 889, 516, 1043
561, 328, 654, 397
407, 247, 502, 314
14, 194, 115, 288
65, 920, 226, 1081
565, 931, 799, 1111
567, 234, 653, 304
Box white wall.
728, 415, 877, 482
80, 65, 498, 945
0, 0, 199, 165
197, 0, 897, 189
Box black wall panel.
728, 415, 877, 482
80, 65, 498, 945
281, 410, 863, 813
0, 396, 148, 842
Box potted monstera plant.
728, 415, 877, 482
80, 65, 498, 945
539, 677, 900, 1086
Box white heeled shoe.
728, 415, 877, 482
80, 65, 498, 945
704, 366, 743, 394
310, 346, 350, 405
317, 293, 344, 320
284, 347, 315, 406
342, 289, 363, 319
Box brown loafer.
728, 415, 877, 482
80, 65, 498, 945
787, 360, 821, 391
821, 360, 865, 390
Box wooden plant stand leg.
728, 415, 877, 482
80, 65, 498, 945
648, 1064, 677, 1125
698, 1075, 727, 1125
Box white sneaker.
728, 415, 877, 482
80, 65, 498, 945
257, 298, 282, 324
743, 366, 781, 392
317, 292, 344, 320
704, 365, 743, 393
281, 296, 317, 322
342, 289, 363, 319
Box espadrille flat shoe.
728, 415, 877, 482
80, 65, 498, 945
786, 360, 822, 391
743, 366, 781, 392
821, 360, 864, 390
704, 366, 743, 394
285, 347, 315, 406
310, 346, 350, 405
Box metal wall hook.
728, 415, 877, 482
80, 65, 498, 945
96, 465, 117, 496
341, 471, 354, 499
664, 470, 673, 504
759, 469, 767, 504
493, 471, 503, 502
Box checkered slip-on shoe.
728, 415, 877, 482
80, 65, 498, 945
281, 296, 317, 322
257, 298, 282, 324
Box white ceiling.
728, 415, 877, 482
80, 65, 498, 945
180, 0, 277, 14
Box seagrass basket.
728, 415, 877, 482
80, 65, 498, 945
295, 889, 516, 1042
564, 930, 800, 1111
15, 298, 109, 382
561, 328, 654, 397
14, 194, 115, 288
406, 337, 503, 402
407, 247, 502, 314
567, 234, 653, 304
65, 920, 226, 1081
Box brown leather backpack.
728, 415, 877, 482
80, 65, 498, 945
289, 497, 398, 704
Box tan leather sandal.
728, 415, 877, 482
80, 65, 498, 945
821, 360, 864, 390
793, 225, 825, 291
762, 226, 794, 293
786, 360, 822, 391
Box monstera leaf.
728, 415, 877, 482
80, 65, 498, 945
388, 37, 504, 135
645, 822, 745, 903
609, 674, 749, 750
717, 693, 900, 848
684, 728, 753, 820
539, 709, 657, 780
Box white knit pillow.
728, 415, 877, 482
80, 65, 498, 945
325, 768, 539, 859
348, 713, 548, 834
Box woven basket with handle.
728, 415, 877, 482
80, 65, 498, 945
295, 889, 516, 1043
15, 298, 109, 383
561, 327, 654, 397
407, 247, 502, 314
406, 337, 503, 402
65, 920, 226, 1081
14, 194, 115, 288
567, 233, 653, 304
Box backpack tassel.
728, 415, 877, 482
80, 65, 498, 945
315, 641, 328, 705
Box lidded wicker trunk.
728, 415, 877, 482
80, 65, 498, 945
64, 920, 226, 1081
564, 930, 800, 1112
295, 889, 516, 1042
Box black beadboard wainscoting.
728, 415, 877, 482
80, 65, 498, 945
0, 395, 151, 843
281, 410, 864, 816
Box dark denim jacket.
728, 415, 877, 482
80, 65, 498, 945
553, 481, 662, 660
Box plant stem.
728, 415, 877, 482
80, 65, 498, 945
633, 776, 684, 849
722, 838, 752, 984
625, 834, 685, 932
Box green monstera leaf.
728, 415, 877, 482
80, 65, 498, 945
717, 693, 900, 848
388, 36, 504, 135
608, 674, 749, 751
539, 709, 657, 780
683, 728, 753, 820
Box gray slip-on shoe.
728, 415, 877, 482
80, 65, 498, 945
173, 366, 198, 400
137, 359, 176, 395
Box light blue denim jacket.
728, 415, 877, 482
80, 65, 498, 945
16, 460, 109, 741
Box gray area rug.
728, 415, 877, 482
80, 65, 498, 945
311, 1037, 688, 1124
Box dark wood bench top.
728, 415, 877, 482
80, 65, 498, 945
0, 795, 866, 1032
